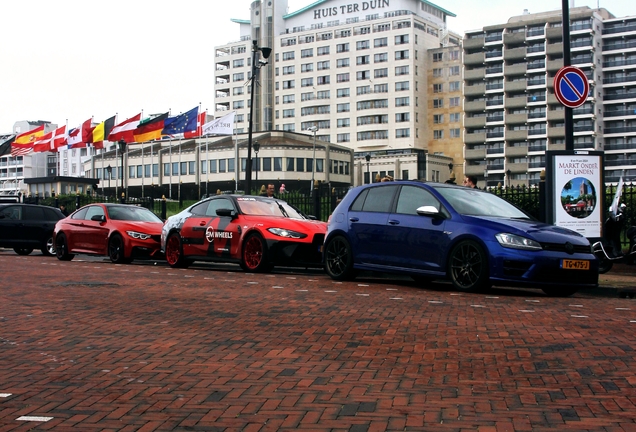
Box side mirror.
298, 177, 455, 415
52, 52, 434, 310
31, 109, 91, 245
91, 215, 106, 222
216, 208, 237, 219
416, 205, 443, 218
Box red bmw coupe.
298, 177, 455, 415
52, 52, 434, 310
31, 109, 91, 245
53, 203, 164, 263
161, 195, 327, 272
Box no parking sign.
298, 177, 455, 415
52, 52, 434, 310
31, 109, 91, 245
553, 66, 589, 108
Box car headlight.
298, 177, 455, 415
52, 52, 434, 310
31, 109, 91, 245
127, 231, 152, 240
267, 228, 307, 239
495, 233, 542, 251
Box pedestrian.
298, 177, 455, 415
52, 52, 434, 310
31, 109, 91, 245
463, 175, 479, 189
59, 204, 68, 216
265, 183, 276, 198
279, 184, 286, 194
259, 185, 267, 196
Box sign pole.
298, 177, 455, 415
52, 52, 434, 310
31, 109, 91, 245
562, 0, 574, 151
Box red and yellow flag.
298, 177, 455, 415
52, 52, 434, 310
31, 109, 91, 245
11, 125, 45, 156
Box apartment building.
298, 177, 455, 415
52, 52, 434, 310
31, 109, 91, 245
214, 0, 462, 185
463, 7, 614, 187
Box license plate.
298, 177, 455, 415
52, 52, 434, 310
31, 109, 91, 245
561, 259, 590, 270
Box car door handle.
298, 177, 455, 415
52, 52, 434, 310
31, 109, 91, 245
388, 220, 400, 225
349, 217, 359, 222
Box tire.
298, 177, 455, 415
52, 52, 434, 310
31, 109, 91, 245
448, 240, 489, 292
108, 234, 131, 264
595, 251, 613, 274
13, 247, 33, 256
165, 233, 191, 268
41, 236, 55, 256
55, 233, 74, 261
542, 287, 578, 297
240, 233, 270, 273
324, 235, 357, 281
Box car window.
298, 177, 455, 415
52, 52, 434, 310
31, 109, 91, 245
190, 201, 210, 216
350, 189, 369, 212
434, 186, 530, 219
395, 186, 439, 215
43, 208, 63, 221
23, 206, 45, 221
108, 206, 162, 222
71, 207, 88, 220
85, 206, 105, 220
356, 185, 398, 213
0, 206, 20, 220
206, 198, 233, 216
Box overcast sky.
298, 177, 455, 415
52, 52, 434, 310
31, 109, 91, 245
1, 0, 633, 134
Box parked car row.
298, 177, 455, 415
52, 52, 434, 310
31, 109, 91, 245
0, 181, 600, 297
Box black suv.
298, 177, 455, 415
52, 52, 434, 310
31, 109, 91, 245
0, 204, 66, 256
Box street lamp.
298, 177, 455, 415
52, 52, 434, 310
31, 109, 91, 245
253, 141, 260, 183
246, 40, 272, 195
118, 140, 126, 199
307, 126, 318, 193
365, 153, 371, 184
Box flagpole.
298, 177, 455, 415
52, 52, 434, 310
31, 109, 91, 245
168, 108, 172, 200
115, 138, 118, 199
234, 113, 238, 193
178, 137, 182, 203
140, 109, 144, 199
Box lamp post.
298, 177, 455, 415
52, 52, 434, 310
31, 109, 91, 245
307, 126, 318, 194
253, 141, 260, 183
246, 40, 272, 195
365, 154, 371, 184
118, 140, 126, 199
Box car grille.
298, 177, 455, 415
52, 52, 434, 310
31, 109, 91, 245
540, 242, 592, 254
503, 260, 532, 277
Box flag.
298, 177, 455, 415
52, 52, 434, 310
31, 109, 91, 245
68, 119, 92, 149
52, 125, 67, 149
11, 125, 45, 156
202, 111, 235, 136
133, 112, 169, 143
162, 107, 199, 137
184, 111, 207, 138
91, 115, 116, 149
108, 113, 141, 143
33, 131, 53, 152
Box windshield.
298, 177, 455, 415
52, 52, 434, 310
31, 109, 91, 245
236, 198, 304, 219
433, 186, 530, 219
107, 206, 163, 222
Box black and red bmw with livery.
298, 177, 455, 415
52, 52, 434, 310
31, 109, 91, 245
161, 195, 327, 272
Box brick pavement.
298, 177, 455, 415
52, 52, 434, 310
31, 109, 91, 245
1, 251, 636, 431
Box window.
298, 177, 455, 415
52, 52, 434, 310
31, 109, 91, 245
356, 40, 370, 50
395, 34, 409, 44
433, 99, 443, 108
317, 46, 330, 55
283, 109, 295, 118
301, 63, 314, 73
449, 81, 460, 92
449, 66, 460, 76
396, 128, 410, 138
336, 58, 350, 68
374, 83, 388, 93
433, 83, 443, 93
282, 51, 295, 60
449, 97, 460, 107
317, 60, 330, 70
233, 87, 244, 95
357, 55, 370, 65
274, 157, 282, 171
233, 72, 244, 82
283, 94, 295, 104
433, 114, 444, 124
450, 128, 461, 138
357, 85, 371, 95
283, 80, 295, 89
396, 112, 410, 122
337, 73, 350, 82
395, 66, 409, 76
336, 43, 349, 53
286, 158, 295, 171
317, 90, 330, 99
395, 50, 409, 60
337, 118, 350, 127
337, 103, 350, 113
233, 59, 244, 68
434, 130, 444, 139
356, 70, 370, 80
337, 133, 350, 143
395, 81, 409, 91
450, 113, 460, 122
433, 68, 443, 77
433, 52, 443, 62
374, 68, 388, 78
282, 65, 295, 75
301, 48, 313, 58
350, 185, 398, 212
449, 50, 459, 60
219, 159, 226, 173
317, 75, 330, 85
301, 78, 313, 87
337, 88, 350, 98
233, 100, 244, 109
395, 97, 409, 107
374, 37, 387, 47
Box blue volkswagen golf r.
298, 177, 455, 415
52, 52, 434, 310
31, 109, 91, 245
323, 181, 598, 297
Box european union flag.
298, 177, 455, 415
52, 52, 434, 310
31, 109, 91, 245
162, 107, 199, 135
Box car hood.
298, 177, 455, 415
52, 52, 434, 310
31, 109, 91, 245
461, 215, 590, 245
116, 220, 164, 234
242, 215, 327, 233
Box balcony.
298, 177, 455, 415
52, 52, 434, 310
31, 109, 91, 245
547, 110, 565, 121
464, 116, 486, 128
548, 126, 566, 137
604, 109, 636, 118
464, 164, 486, 176
546, 42, 564, 56
465, 132, 487, 144
485, 65, 503, 75
505, 113, 528, 125
464, 36, 485, 49
464, 52, 485, 65
504, 32, 526, 45
547, 93, 559, 105
504, 96, 527, 109
508, 162, 529, 173
504, 63, 527, 76
505, 80, 527, 92
528, 128, 547, 136
546, 27, 563, 40
506, 129, 528, 140
549, 143, 566, 151
547, 59, 564, 72
504, 47, 525, 61
464, 83, 486, 97
465, 100, 486, 112
605, 126, 636, 134
603, 22, 636, 35
506, 146, 528, 157
465, 147, 486, 159
465, 68, 486, 80
486, 114, 504, 123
